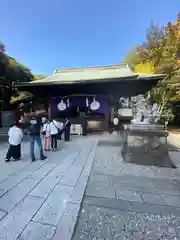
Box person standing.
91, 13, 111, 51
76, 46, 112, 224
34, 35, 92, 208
5, 122, 23, 162
64, 117, 71, 141
25, 113, 47, 162
42, 119, 51, 151
82, 115, 87, 136
49, 119, 59, 151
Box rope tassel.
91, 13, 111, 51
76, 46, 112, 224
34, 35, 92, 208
86, 98, 89, 107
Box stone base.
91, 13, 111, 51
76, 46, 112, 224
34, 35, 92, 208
122, 134, 176, 168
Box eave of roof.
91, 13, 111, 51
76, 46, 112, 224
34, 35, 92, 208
137, 73, 166, 79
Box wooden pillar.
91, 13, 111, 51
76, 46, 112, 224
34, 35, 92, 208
48, 103, 51, 119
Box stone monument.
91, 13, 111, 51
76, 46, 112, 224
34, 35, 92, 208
121, 95, 173, 168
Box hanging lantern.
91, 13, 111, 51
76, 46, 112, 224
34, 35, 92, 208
90, 96, 100, 110
57, 99, 66, 111
86, 97, 89, 107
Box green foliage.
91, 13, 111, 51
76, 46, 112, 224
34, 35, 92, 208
33, 74, 48, 80
0, 41, 34, 106
122, 12, 180, 121
7, 56, 34, 85
120, 47, 142, 70
150, 82, 176, 112
161, 103, 175, 123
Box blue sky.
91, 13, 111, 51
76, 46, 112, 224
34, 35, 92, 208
0, 0, 179, 75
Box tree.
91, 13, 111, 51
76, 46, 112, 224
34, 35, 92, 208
0, 41, 34, 107
136, 17, 180, 79
120, 47, 142, 70
150, 83, 175, 113
122, 13, 180, 121
0, 42, 5, 53
134, 62, 155, 73
7, 56, 34, 85
33, 74, 48, 80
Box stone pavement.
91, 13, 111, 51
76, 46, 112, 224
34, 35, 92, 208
0, 137, 97, 240
73, 135, 180, 239
1, 132, 180, 239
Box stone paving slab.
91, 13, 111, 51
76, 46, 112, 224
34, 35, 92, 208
60, 165, 83, 186
0, 196, 44, 240
86, 185, 116, 199
52, 151, 80, 174
161, 194, 180, 207
18, 221, 56, 240
29, 175, 63, 199
141, 192, 165, 205
28, 162, 68, 200
0, 161, 47, 191
0, 189, 6, 197
0, 138, 97, 239
89, 172, 114, 184
69, 174, 89, 204
0, 178, 41, 212
83, 195, 180, 216
53, 202, 80, 240
33, 184, 74, 226
82, 148, 96, 176
59, 145, 93, 187
0, 211, 6, 221
27, 163, 56, 181
115, 189, 143, 202
0, 162, 30, 183
113, 181, 180, 196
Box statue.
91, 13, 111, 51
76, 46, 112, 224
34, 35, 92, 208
131, 95, 150, 124
151, 102, 160, 123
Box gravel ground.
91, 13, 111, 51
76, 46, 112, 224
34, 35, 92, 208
73, 203, 180, 240
72, 139, 180, 240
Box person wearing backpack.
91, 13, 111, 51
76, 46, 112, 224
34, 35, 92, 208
49, 118, 60, 151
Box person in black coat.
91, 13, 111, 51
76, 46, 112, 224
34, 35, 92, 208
82, 116, 88, 136
24, 113, 47, 161
64, 117, 71, 141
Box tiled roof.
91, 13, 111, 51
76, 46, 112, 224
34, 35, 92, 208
31, 64, 137, 84
17, 64, 166, 87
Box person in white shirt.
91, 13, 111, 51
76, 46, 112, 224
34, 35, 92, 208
42, 119, 51, 151
5, 122, 23, 162
49, 119, 60, 151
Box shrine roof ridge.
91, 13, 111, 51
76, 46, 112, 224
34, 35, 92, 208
53, 64, 131, 74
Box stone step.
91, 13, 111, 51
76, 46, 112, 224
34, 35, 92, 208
89, 173, 180, 195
